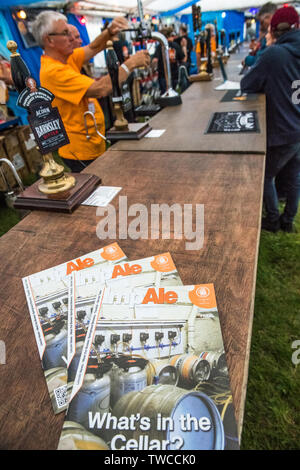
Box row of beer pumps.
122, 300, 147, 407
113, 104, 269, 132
190, 5, 230, 82
83, 0, 184, 141
1, 1, 233, 207
2, 0, 183, 207
105, 0, 182, 141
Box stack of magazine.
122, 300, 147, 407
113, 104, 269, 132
23, 243, 239, 450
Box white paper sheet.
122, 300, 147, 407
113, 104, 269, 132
214, 80, 241, 90
144, 129, 166, 138
81, 186, 122, 207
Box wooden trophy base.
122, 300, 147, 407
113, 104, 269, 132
107, 122, 152, 142
189, 73, 214, 83
13, 173, 101, 213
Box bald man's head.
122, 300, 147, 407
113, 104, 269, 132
68, 24, 83, 48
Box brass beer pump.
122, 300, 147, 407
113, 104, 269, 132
7, 40, 75, 195
106, 40, 130, 132
105, 39, 152, 141
6, 40, 100, 212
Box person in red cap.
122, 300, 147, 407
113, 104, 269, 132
241, 5, 300, 233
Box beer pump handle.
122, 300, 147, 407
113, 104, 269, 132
106, 41, 122, 100
7, 40, 31, 93
206, 29, 213, 75
106, 40, 129, 131
214, 20, 219, 50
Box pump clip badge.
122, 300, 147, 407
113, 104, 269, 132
18, 77, 69, 154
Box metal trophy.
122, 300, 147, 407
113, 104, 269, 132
7, 41, 100, 213
106, 40, 151, 141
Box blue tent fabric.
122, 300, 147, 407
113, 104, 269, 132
0, 11, 13, 60
0, 0, 50, 6
0, 10, 92, 86
2, 8, 43, 84
67, 14, 91, 47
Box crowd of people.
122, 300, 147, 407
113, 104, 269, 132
26, 12, 196, 172
1, 4, 299, 233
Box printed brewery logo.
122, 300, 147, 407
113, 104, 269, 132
35, 119, 61, 139
17, 76, 55, 110
103, 286, 178, 307
106, 245, 118, 255
66, 257, 95, 275
196, 286, 210, 298
142, 287, 178, 304
156, 255, 169, 266
111, 263, 142, 279
35, 106, 51, 118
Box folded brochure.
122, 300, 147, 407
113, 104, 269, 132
58, 284, 239, 450
67, 253, 183, 401
22, 243, 127, 414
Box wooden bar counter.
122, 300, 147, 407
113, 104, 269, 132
0, 46, 266, 449
110, 89, 266, 154
0, 148, 265, 449
111, 51, 266, 155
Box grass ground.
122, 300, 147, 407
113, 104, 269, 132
240, 208, 300, 450
0, 179, 299, 449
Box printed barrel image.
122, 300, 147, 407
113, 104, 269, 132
110, 356, 148, 408
170, 354, 211, 387
112, 384, 225, 450
196, 376, 239, 450
67, 361, 112, 437
199, 351, 228, 376
68, 326, 87, 382
58, 421, 109, 450
42, 323, 67, 370
146, 360, 178, 386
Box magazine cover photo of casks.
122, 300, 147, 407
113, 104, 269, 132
58, 283, 239, 450
22, 243, 127, 414
67, 253, 183, 401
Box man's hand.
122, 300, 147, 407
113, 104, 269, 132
85, 51, 150, 99
126, 50, 150, 71
84, 16, 128, 62
108, 17, 128, 36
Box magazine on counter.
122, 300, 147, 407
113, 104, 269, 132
22, 243, 127, 414
67, 253, 183, 401
58, 283, 239, 450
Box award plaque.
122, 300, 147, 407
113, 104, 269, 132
105, 41, 151, 141
7, 41, 100, 213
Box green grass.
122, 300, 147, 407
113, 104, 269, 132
0, 175, 299, 449
0, 201, 20, 237
240, 209, 300, 450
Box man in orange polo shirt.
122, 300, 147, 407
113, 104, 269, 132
32, 11, 150, 172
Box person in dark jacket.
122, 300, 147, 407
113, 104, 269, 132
152, 27, 185, 94
241, 6, 300, 233
174, 25, 193, 73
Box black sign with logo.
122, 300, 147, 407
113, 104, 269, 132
16, 76, 70, 154
28, 101, 69, 155
206, 111, 260, 134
